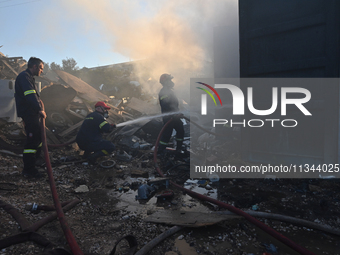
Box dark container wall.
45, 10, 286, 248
238, 0, 340, 164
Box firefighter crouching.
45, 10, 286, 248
15, 57, 46, 179
158, 73, 184, 155
76, 101, 116, 164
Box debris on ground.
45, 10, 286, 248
0, 65, 340, 255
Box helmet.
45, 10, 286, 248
159, 73, 173, 84
95, 101, 111, 110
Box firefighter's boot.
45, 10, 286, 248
22, 152, 43, 178
88, 151, 106, 165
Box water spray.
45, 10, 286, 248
116, 111, 183, 127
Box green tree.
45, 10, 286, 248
50, 62, 62, 71
62, 57, 79, 74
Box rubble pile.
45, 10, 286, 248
0, 52, 27, 80
0, 67, 340, 255
35, 70, 161, 146
1, 145, 340, 254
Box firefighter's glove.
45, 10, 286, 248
109, 123, 116, 132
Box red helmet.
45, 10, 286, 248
95, 101, 111, 110
159, 73, 173, 84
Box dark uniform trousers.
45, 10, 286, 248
79, 139, 115, 159
158, 116, 184, 153
22, 115, 42, 171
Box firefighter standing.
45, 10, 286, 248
158, 74, 184, 154
76, 101, 116, 164
15, 57, 46, 178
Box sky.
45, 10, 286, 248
1, 0, 238, 71
1, 0, 129, 68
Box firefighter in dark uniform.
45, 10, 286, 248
158, 73, 184, 154
15, 57, 46, 178
76, 101, 116, 164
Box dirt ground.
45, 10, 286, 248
1, 132, 340, 255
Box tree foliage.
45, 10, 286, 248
50, 62, 62, 71
62, 58, 79, 74
44, 57, 151, 99
46, 58, 79, 76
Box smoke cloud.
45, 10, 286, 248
58, 0, 238, 100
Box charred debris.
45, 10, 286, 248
0, 54, 190, 163
1, 54, 340, 255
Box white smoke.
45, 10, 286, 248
49, 0, 238, 99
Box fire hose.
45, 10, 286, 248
40, 103, 137, 255
153, 118, 316, 255
40, 102, 84, 255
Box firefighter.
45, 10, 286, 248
158, 73, 184, 154
15, 57, 46, 178
76, 101, 116, 164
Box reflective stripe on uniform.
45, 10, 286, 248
99, 121, 107, 129
102, 150, 109, 155
24, 90, 36, 96
176, 138, 183, 141
38, 143, 42, 148
160, 95, 168, 100
159, 141, 168, 145
23, 149, 37, 154
86, 117, 94, 120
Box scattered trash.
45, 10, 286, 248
156, 190, 174, 201
118, 135, 140, 151
74, 185, 89, 193
252, 205, 259, 211
135, 184, 155, 200
184, 179, 196, 185
208, 173, 220, 182
100, 159, 116, 168
198, 180, 209, 187
25, 202, 39, 212
139, 142, 152, 150
129, 181, 140, 190
116, 150, 133, 162
122, 181, 131, 190
262, 243, 278, 254
131, 169, 149, 178
148, 177, 170, 189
